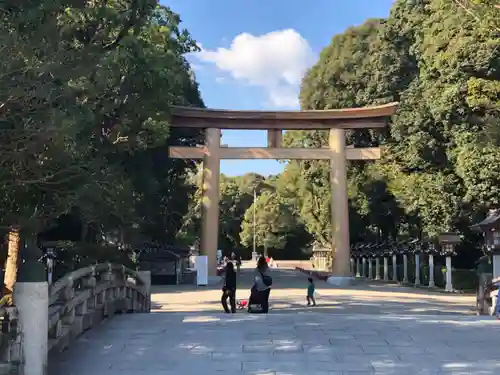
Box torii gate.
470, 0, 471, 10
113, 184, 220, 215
168, 103, 398, 281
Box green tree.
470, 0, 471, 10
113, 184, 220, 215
240, 191, 295, 256
295, 0, 500, 268
0, 0, 205, 289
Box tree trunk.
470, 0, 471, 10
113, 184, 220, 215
4, 227, 20, 296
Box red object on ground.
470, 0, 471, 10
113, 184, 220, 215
237, 299, 248, 309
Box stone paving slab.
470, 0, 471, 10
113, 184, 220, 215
50, 312, 500, 375
49, 268, 500, 375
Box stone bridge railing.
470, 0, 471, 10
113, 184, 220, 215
0, 307, 23, 375
0, 263, 151, 375
48, 263, 151, 353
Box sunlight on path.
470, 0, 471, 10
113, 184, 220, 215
151, 266, 476, 316
51, 266, 493, 375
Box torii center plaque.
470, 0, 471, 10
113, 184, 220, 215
168, 103, 398, 282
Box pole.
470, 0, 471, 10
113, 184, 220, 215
253, 189, 256, 258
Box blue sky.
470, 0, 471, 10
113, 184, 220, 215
164, 0, 395, 176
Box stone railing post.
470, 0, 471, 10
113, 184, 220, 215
375, 257, 381, 280
14, 244, 48, 375
138, 270, 151, 312
438, 233, 461, 293
414, 253, 421, 287
428, 254, 435, 287
424, 242, 438, 288
392, 254, 397, 282
403, 254, 408, 283
493, 252, 500, 280
362, 257, 367, 278
445, 256, 453, 292
355, 257, 361, 278
383, 256, 388, 281
368, 257, 373, 279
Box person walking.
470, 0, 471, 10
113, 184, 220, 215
221, 262, 237, 313
254, 256, 272, 313
236, 255, 242, 272
306, 277, 317, 306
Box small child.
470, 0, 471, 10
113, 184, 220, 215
307, 277, 316, 306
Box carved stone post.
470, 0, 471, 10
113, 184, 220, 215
383, 256, 389, 281
14, 243, 48, 375
413, 241, 422, 287
201, 128, 221, 277
426, 242, 438, 288
414, 253, 421, 286
439, 233, 461, 293
356, 257, 361, 278
403, 254, 409, 283
392, 254, 398, 282
368, 257, 373, 279
138, 270, 152, 312
445, 256, 453, 292
428, 254, 435, 287
362, 257, 367, 277
375, 257, 381, 280
493, 252, 500, 280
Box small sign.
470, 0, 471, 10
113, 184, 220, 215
438, 233, 461, 244
194, 256, 208, 286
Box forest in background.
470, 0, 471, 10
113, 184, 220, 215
2, 0, 500, 284
181, 0, 500, 267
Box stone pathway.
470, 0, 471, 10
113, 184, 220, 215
50, 266, 500, 375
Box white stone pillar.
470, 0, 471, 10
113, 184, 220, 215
428, 254, 435, 288
362, 257, 367, 277
15, 282, 49, 375
445, 256, 453, 292
368, 258, 373, 279
414, 254, 421, 286
356, 258, 361, 278
350, 257, 355, 276
383, 257, 389, 281
403, 254, 408, 283
392, 254, 398, 282
138, 270, 151, 312
493, 254, 500, 279
375, 258, 381, 280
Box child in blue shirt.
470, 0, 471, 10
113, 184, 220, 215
307, 277, 316, 306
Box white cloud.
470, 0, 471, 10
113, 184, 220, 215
194, 29, 314, 108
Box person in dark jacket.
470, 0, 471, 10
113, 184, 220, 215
253, 256, 272, 313
221, 262, 237, 313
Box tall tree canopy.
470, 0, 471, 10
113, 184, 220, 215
0, 1, 203, 248
175, 0, 500, 266
291, 0, 500, 265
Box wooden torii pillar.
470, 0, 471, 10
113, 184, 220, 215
168, 103, 398, 280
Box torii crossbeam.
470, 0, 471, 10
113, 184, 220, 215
168, 103, 398, 282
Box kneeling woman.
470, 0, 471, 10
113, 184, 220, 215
221, 262, 237, 313
253, 256, 272, 313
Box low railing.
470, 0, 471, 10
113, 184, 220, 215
0, 307, 22, 374
48, 263, 151, 354
477, 273, 496, 315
